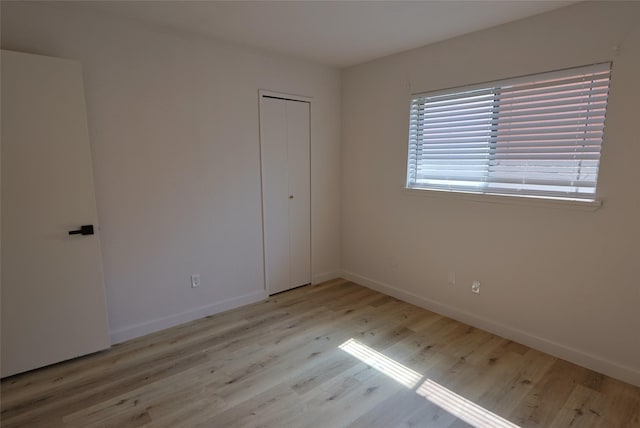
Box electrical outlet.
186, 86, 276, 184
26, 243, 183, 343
471, 280, 480, 294
191, 274, 201, 288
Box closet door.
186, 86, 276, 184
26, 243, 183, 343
260, 96, 311, 295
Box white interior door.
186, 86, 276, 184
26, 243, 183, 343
1, 50, 111, 377
260, 95, 311, 295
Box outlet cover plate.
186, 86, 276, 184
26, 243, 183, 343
471, 280, 480, 294
191, 274, 201, 288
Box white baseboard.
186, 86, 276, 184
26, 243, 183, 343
341, 270, 640, 387
312, 270, 342, 285
109, 290, 268, 344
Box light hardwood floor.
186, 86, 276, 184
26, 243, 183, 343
1, 279, 639, 427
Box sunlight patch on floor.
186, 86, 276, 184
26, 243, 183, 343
338, 338, 422, 388
339, 338, 521, 427
417, 378, 520, 428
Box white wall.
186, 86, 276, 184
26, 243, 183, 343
341, 1, 640, 385
1, 1, 341, 343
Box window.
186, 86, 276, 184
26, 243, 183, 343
406, 63, 611, 202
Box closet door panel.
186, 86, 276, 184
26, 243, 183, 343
260, 98, 290, 294
260, 95, 311, 295
285, 100, 311, 288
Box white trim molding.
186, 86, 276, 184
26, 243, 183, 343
312, 270, 342, 285
109, 290, 267, 344
341, 270, 640, 387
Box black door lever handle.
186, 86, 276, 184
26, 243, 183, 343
69, 225, 94, 236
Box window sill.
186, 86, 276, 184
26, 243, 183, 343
401, 187, 602, 211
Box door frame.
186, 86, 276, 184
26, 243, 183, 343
258, 89, 312, 295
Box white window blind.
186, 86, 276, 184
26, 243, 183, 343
407, 63, 611, 201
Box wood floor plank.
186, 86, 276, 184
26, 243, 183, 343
548, 384, 610, 428
398, 402, 465, 428
1, 279, 638, 427
482, 349, 556, 417
510, 359, 599, 427
347, 387, 430, 428
298, 370, 404, 427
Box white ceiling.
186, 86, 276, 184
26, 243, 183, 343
76, 1, 577, 68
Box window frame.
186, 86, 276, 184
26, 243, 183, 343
405, 63, 611, 207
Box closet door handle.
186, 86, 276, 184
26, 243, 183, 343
289, 195, 294, 199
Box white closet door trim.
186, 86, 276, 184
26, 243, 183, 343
259, 89, 312, 103
258, 90, 312, 295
